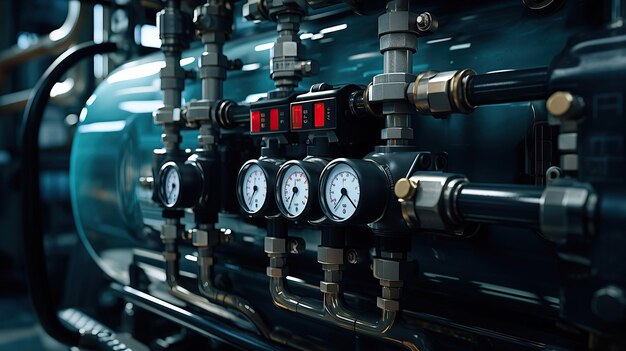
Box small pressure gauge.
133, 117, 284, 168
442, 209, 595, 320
322, 163, 360, 220
160, 163, 181, 207
276, 159, 326, 221
319, 159, 389, 224
158, 161, 202, 208
236, 159, 280, 216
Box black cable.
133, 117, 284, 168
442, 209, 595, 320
20, 41, 118, 347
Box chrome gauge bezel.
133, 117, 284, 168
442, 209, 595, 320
319, 159, 363, 223
275, 160, 315, 220
159, 161, 181, 208
236, 159, 276, 216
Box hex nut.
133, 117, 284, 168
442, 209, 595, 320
381, 127, 413, 140
427, 71, 455, 114
378, 12, 415, 35
192, 229, 209, 247
161, 223, 179, 241
317, 247, 344, 265
540, 183, 594, 242
373, 258, 402, 281
266, 266, 287, 278
265, 237, 286, 254
242, 0, 267, 21
324, 270, 342, 283
376, 297, 400, 311
382, 286, 402, 300
269, 256, 287, 268
273, 41, 300, 58
320, 281, 340, 293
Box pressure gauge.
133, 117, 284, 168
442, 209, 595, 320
158, 161, 202, 208
275, 159, 326, 221
237, 159, 280, 216
319, 159, 389, 224
322, 163, 360, 220
160, 163, 180, 207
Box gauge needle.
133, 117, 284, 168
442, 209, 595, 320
288, 187, 298, 210
345, 193, 357, 209
334, 188, 349, 210
167, 183, 176, 198
248, 185, 258, 205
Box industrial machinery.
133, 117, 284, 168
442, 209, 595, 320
16, 0, 626, 350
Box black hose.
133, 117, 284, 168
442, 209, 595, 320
466, 67, 550, 106
20, 41, 118, 347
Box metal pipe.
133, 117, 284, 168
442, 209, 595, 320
110, 283, 287, 351
0, 1, 86, 90
371, 0, 418, 145
266, 239, 417, 350
196, 246, 272, 338
466, 67, 549, 106
456, 183, 543, 226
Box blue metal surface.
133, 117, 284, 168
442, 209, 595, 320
70, 0, 590, 310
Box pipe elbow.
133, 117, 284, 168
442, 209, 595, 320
269, 277, 300, 312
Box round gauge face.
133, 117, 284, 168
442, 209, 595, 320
241, 164, 268, 214
279, 165, 309, 218
324, 163, 360, 221
161, 165, 180, 207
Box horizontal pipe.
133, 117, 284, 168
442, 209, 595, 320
466, 67, 549, 106
456, 183, 543, 226
110, 283, 286, 351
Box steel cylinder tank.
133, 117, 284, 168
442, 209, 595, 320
71, 0, 592, 323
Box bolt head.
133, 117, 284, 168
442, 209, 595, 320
346, 249, 359, 264
592, 285, 626, 323
395, 178, 418, 200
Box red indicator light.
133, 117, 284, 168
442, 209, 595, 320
270, 108, 279, 131
251, 111, 260, 132
292, 105, 303, 129
314, 102, 325, 127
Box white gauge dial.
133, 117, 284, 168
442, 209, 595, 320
242, 164, 267, 214
161, 166, 180, 207
324, 163, 360, 220
279, 165, 309, 218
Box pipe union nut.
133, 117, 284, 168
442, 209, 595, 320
186, 100, 211, 123
192, 229, 209, 247
242, 0, 268, 21
265, 237, 287, 254
382, 286, 402, 300
161, 223, 179, 241
377, 297, 400, 312
373, 258, 402, 281
317, 247, 344, 265
266, 266, 287, 278
409, 173, 468, 232
320, 282, 340, 293
413, 70, 475, 116
540, 182, 597, 242
381, 127, 414, 140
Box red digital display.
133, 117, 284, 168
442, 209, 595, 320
314, 102, 325, 128
251, 110, 261, 133
292, 105, 303, 129
270, 108, 279, 131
